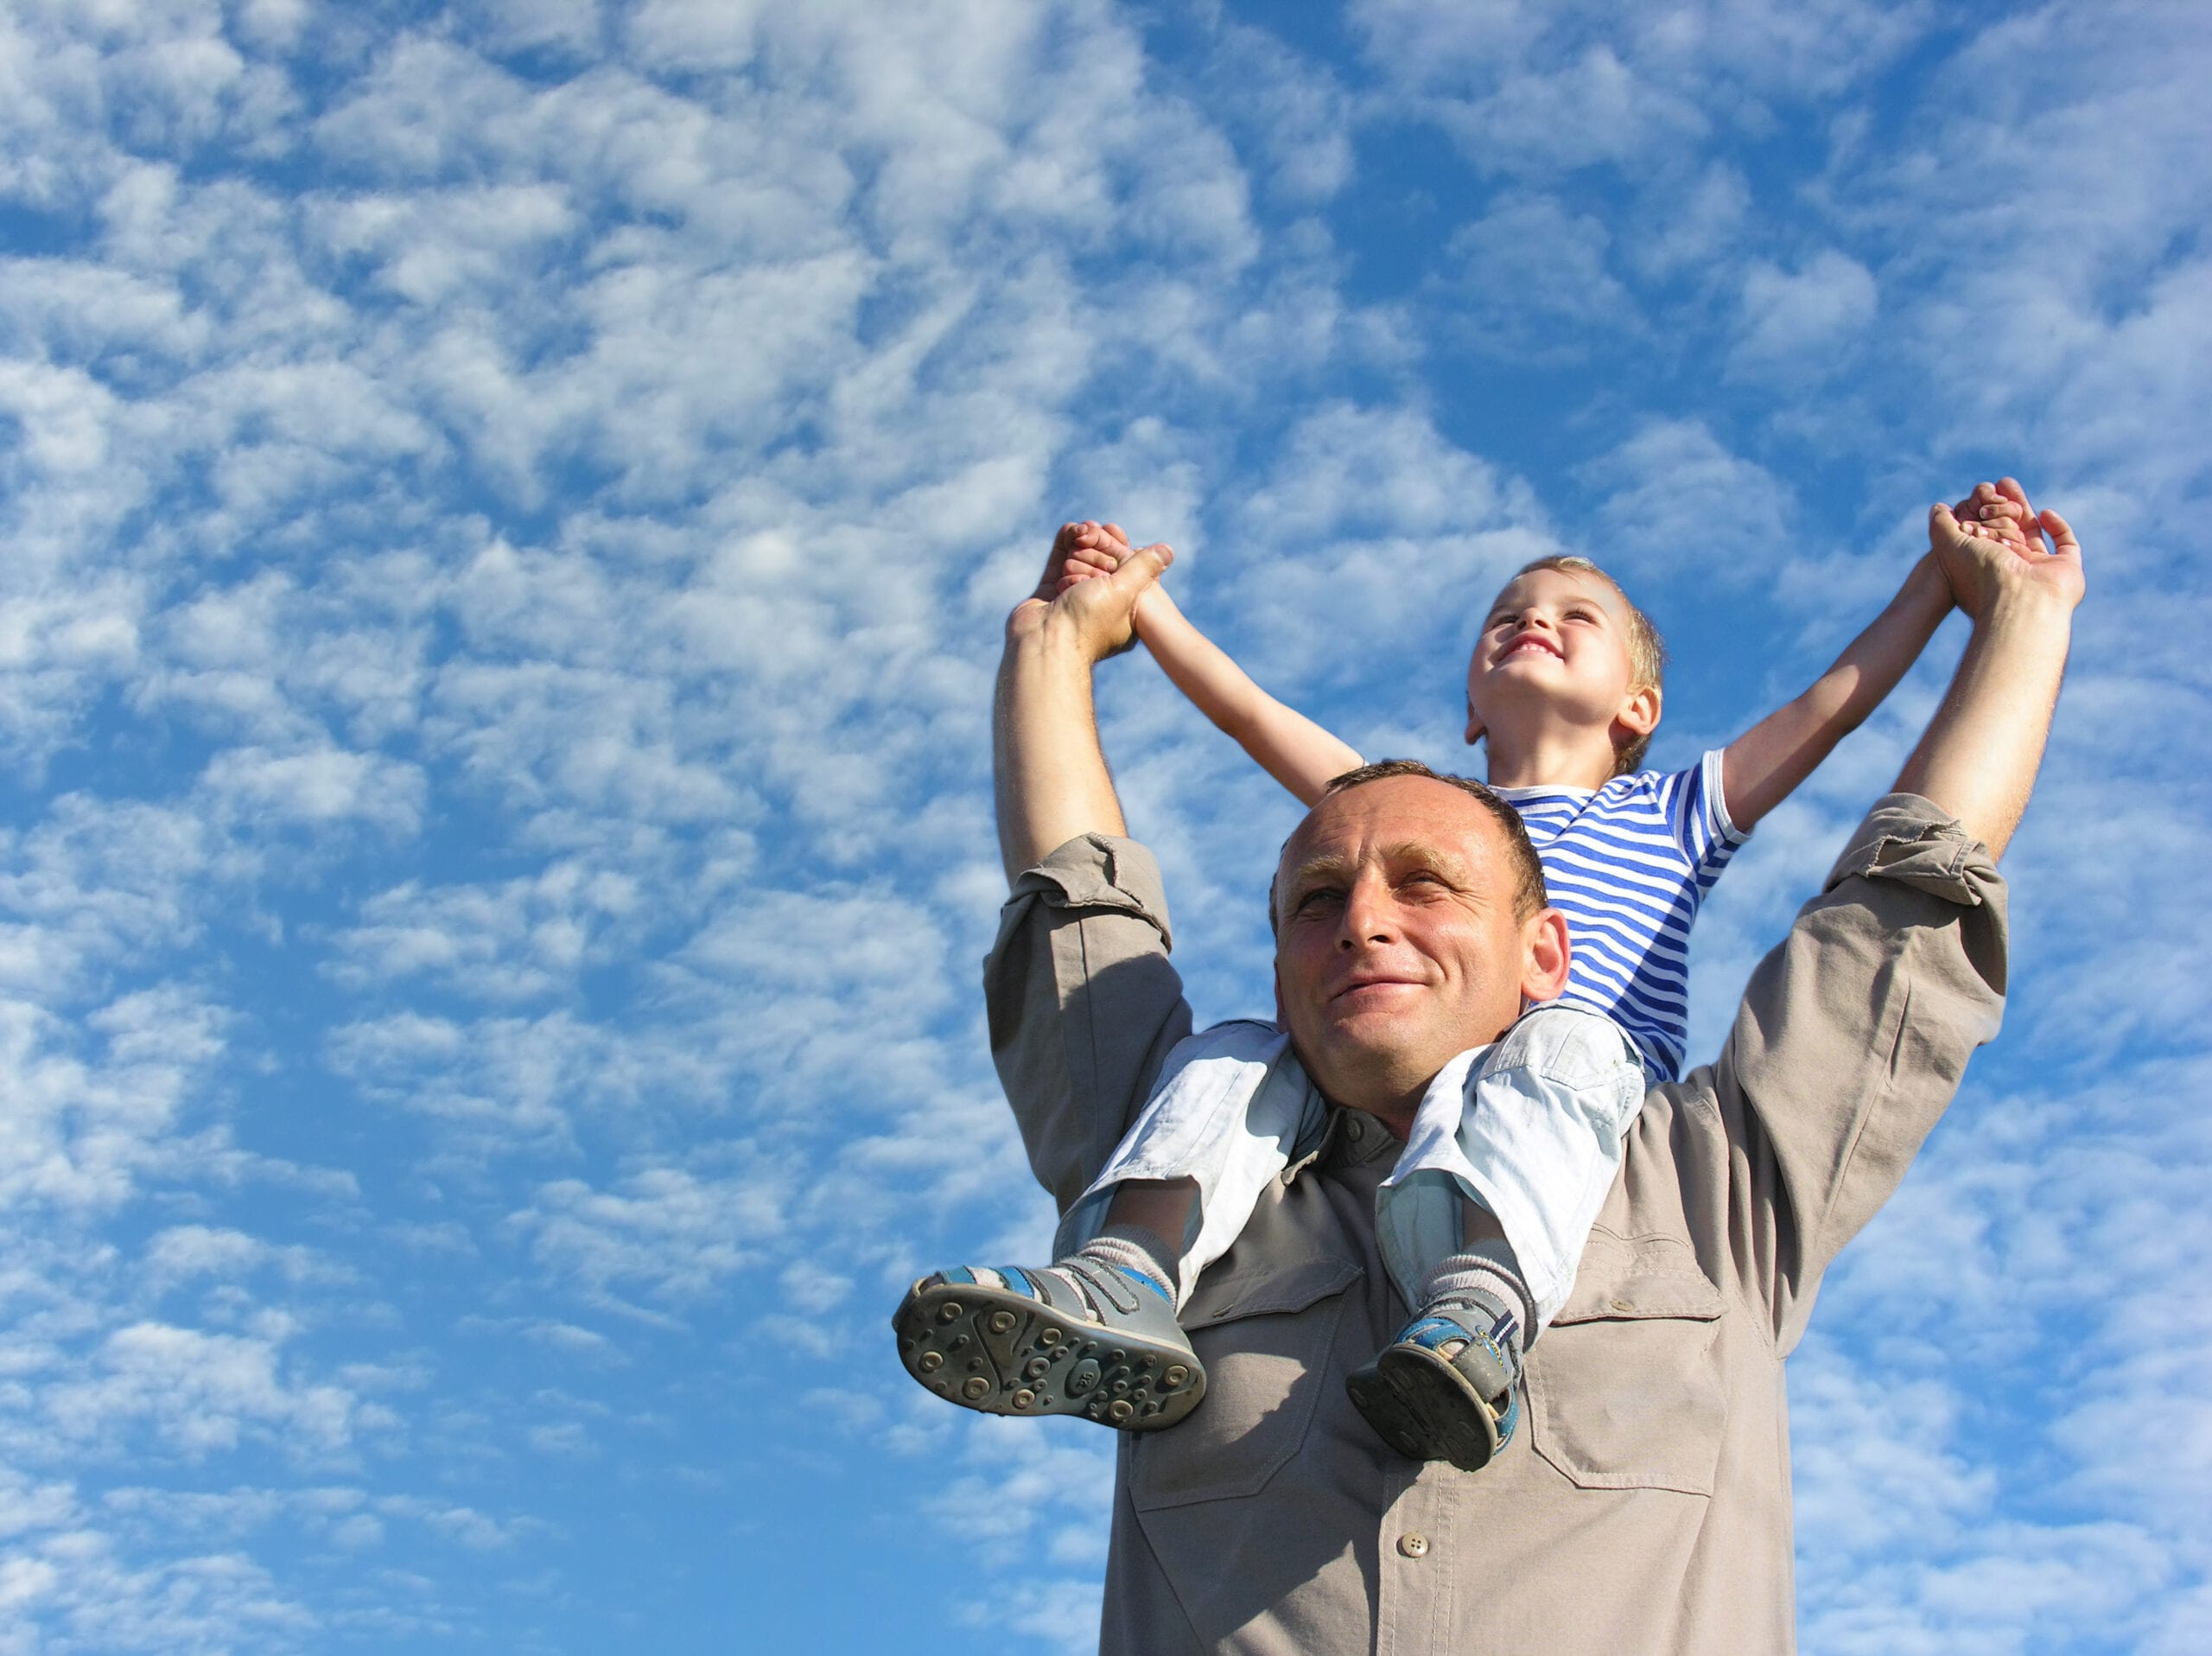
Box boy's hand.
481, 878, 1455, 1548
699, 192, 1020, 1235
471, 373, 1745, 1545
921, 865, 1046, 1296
1929, 477, 2084, 621
1054, 520, 1174, 635
1020, 521, 1129, 609
1948, 481, 2034, 554
1012, 521, 1173, 659
1052, 520, 1131, 596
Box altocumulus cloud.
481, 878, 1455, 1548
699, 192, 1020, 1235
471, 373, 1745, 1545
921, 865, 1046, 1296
0, 1, 2203, 1651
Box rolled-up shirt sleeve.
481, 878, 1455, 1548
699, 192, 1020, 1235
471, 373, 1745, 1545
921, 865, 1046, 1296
984, 833, 1197, 1215
1712, 793, 2009, 1352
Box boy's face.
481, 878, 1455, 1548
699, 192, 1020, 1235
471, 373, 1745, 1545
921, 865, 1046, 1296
1464, 568, 1649, 748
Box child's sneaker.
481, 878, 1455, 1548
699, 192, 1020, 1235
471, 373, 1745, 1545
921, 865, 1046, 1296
1344, 1296, 1522, 1472
893, 1257, 1207, 1430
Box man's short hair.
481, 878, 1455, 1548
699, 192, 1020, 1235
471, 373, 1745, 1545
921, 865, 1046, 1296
1270, 759, 1548, 929
1510, 555, 1669, 775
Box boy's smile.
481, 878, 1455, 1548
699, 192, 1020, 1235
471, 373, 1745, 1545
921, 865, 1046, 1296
1497, 629, 1567, 663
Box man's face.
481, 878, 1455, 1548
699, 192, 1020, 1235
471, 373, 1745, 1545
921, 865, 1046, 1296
1273, 775, 1540, 1127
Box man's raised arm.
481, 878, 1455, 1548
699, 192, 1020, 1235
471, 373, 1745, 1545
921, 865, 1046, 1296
986, 526, 1188, 1213
994, 524, 1174, 883
1719, 481, 2082, 1350
1893, 481, 2084, 856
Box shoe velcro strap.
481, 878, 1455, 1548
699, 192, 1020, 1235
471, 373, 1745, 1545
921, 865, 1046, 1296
1020, 1266, 1088, 1316
1061, 1256, 1144, 1318
1423, 1296, 1521, 1351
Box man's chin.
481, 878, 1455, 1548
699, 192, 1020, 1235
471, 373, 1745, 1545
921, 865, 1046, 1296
1294, 1015, 1451, 1111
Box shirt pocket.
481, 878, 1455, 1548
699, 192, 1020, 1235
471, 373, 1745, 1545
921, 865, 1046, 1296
1526, 1229, 1729, 1496
1128, 1256, 1360, 1511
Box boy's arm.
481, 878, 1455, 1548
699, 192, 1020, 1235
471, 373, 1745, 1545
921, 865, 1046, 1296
1719, 551, 1953, 831
1052, 520, 1363, 806
1719, 486, 2036, 831
1134, 583, 1364, 807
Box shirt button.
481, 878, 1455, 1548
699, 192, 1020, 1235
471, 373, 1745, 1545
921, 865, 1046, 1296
1344, 1117, 1365, 1143
1610, 1298, 1634, 1313
1397, 1532, 1430, 1559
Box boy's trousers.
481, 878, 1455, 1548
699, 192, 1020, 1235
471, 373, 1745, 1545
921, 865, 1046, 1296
1055, 1002, 1648, 1328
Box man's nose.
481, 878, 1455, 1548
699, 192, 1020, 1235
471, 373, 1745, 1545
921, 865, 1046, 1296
1336, 874, 1396, 948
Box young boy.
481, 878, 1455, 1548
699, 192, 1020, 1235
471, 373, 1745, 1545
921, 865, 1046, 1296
896, 484, 2037, 1470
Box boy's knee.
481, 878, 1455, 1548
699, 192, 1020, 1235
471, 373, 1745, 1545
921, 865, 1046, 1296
1485, 1003, 1644, 1093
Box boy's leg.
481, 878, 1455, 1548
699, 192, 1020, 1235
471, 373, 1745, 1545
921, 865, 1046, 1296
892, 1020, 1319, 1431
1086, 1177, 1199, 1295
1350, 1005, 1646, 1470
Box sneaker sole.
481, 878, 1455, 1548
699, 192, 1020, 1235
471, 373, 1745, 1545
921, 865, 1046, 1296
892, 1277, 1205, 1430
1345, 1344, 1505, 1472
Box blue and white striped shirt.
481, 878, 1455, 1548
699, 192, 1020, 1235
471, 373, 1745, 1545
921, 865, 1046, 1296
1492, 750, 1745, 1082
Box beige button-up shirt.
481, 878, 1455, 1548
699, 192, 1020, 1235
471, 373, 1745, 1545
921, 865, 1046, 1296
984, 795, 2007, 1654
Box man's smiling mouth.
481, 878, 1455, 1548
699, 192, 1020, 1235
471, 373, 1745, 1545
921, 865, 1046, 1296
1331, 974, 1424, 1003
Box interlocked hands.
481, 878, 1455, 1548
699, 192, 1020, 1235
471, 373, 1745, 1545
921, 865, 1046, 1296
1932, 479, 2085, 620
1008, 519, 1173, 664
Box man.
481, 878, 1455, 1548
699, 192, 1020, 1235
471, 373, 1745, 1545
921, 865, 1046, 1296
980, 492, 2081, 1653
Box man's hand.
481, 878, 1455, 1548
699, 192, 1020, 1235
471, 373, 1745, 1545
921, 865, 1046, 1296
1011, 521, 1173, 662
1929, 478, 2085, 621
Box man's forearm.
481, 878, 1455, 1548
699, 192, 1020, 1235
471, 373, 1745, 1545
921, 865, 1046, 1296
994, 607, 1128, 885
1891, 585, 2074, 858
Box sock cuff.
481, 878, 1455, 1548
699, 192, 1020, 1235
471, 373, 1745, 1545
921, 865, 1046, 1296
1080, 1226, 1179, 1307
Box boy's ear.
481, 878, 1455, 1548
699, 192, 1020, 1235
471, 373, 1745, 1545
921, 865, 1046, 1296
1464, 697, 1486, 747
1612, 683, 1661, 742
1518, 907, 1572, 1005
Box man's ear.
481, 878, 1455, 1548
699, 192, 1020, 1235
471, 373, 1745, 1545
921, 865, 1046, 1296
1518, 907, 1573, 1004
1611, 683, 1661, 745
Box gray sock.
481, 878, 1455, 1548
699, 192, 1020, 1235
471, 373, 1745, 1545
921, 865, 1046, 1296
1417, 1239, 1533, 1374
1074, 1222, 1180, 1305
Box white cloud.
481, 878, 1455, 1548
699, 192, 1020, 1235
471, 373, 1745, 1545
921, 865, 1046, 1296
625, 0, 767, 71
1582, 417, 1791, 581
1351, 0, 1929, 169
38, 1321, 355, 1461
1442, 193, 1642, 353
327, 863, 643, 1002
1201, 22, 1353, 207
509, 1162, 786, 1309
1731, 250, 1878, 379
0, 1, 2199, 1647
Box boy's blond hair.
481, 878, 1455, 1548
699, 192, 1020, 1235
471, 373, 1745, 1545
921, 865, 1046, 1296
1506, 555, 1669, 776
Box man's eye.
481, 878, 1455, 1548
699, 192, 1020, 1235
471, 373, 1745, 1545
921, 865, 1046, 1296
1294, 889, 1341, 914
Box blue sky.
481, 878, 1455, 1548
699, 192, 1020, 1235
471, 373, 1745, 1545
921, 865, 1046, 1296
0, 1, 2205, 1650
